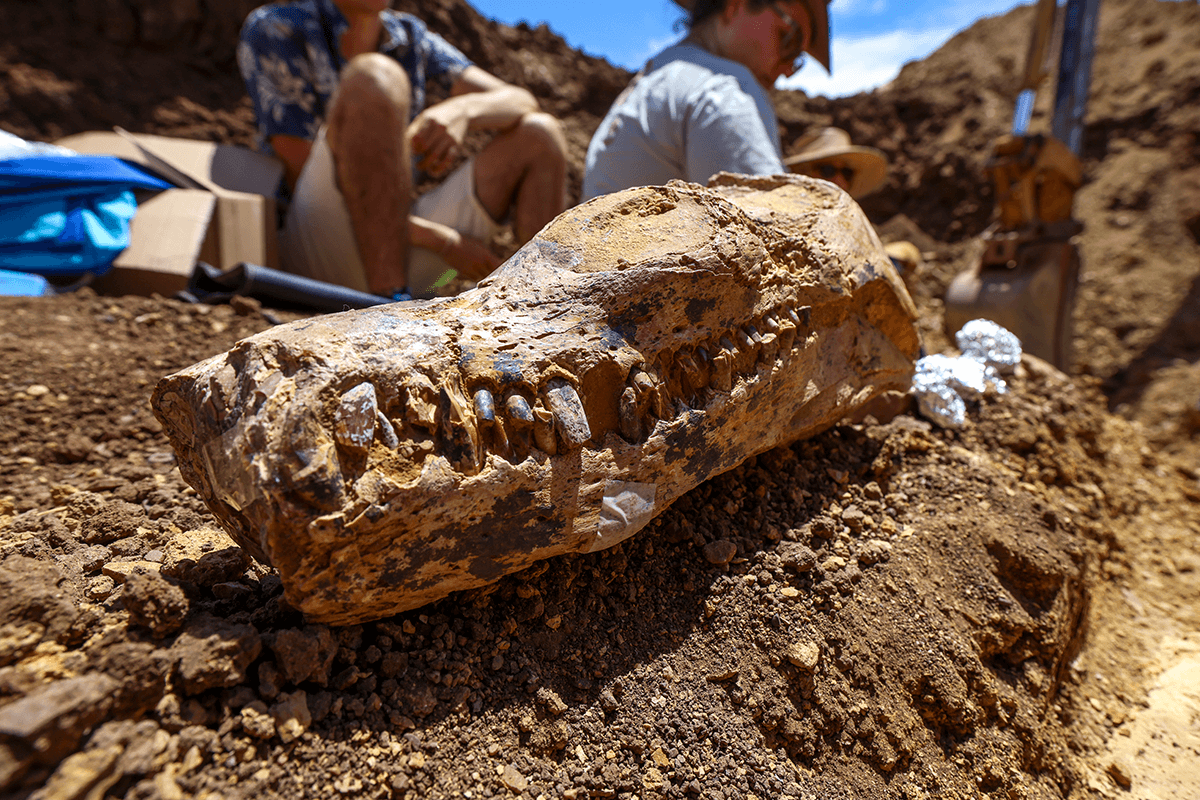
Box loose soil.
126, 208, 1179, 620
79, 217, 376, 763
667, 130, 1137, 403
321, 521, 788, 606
2, 1, 1199, 799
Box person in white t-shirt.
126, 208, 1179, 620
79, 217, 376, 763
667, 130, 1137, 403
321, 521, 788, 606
581, 0, 831, 202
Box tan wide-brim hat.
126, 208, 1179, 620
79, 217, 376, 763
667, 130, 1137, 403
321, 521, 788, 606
672, 0, 831, 73
783, 127, 888, 198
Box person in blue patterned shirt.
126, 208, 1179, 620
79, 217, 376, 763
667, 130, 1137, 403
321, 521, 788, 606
238, 0, 568, 299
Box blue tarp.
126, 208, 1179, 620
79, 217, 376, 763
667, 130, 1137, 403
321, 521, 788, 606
0, 153, 171, 277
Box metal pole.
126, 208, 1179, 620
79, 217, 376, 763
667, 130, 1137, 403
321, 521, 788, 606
1051, 0, 1102, 156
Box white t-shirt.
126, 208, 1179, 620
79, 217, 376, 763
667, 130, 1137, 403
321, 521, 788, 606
581, 42, 784, 202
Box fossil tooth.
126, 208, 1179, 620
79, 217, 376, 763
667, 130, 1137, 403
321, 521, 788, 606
620, 368, 658, 442
631, 368, 669, 420
151, 174, 920, 624
746, 325, 763, 345
619, 386, 645, 442
282, 415, 344, 512
532, 403, 557, 455
505, 393, 535, 427
776, 316, 798, 354
678, 352, 707, 399
438, 381, 482, 475
404, 374, 439, 430
732, 328, 760, 374
211, 362, 237, 405
758, 332, 779, 364
375, 410, 400, 449
473, 388, 496, 423
631, 368, 656, 395
500, 393, 534, 458
472, 388, 513, 460
650, 376, 671, 420
545, 378, 591, 449
333, 382, 378, 455
679, 353, 700, 379
710, 349, 734, 392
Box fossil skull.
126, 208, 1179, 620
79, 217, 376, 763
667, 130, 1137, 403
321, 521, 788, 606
152, 173, 920, 624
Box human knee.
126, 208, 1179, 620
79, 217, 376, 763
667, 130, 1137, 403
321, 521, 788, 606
514, 112, 567, 162
337, 53, 411, 113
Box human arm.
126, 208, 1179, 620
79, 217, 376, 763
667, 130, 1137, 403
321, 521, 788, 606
269, 135, 313, 192
408, 215, 502, 283
407, 66, 539, 176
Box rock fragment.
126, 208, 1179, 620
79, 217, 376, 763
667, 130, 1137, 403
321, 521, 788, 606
0, 556, 79, 667
271, 690, 311, 743
121, 572, 189, 638
857, 540, 893, 566
79, 502, 147, 544
28, 745, 122, 800
171, 614, 261, 695
240, 701, 276, 740
102, 560, 161, 583
266, 626, 338, 686
703, 540, 738, 566
162, 546, 250, 588
0, 672, 118, 788
500, 764, 528, 792
786, 641, 821, 672
778, 543, 818, 573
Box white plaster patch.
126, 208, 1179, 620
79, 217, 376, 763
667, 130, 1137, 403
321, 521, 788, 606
590, 481, 657, 552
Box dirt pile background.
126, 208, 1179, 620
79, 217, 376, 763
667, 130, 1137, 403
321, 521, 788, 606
2, 1, 1200, 799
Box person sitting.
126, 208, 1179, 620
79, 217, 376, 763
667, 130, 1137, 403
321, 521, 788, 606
238, 0, 568, 300
784, 127, 887, 199
581, 0, 831, 202
785, 127, 919, 274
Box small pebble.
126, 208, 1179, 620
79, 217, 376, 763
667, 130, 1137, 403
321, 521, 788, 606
703, 540, 737, 565
786, 641, 821, 672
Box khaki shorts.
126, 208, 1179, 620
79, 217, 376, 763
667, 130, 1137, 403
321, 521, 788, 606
279, 127, 502, 298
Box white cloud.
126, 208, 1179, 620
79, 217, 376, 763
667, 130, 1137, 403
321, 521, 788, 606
622, 32, 686, 71
777, 26, 954, 97
829, 0, 874, 14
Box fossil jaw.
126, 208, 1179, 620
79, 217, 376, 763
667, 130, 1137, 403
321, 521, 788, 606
152, 173, 920, 625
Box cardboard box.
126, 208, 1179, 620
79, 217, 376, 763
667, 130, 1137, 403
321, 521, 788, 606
53, 129, 283, 297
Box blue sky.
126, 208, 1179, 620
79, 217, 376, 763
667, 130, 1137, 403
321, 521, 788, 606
466, 0, 1029, 97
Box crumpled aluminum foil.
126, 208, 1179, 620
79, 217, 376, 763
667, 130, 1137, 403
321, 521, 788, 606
912, 320, 1022, 428
955, 318, 1023, 374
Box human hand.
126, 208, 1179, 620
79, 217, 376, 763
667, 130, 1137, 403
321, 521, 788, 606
439, 229, 502, 282
407, 103, 468, 177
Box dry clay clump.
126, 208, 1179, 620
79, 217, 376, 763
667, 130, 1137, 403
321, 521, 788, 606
152, 174, 921, 624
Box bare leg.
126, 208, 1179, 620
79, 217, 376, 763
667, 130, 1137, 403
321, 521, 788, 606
473, 112, 568, 244
326, 54, 412, 294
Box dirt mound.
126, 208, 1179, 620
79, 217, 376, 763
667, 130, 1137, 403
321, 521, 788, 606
2, 1, 1200, 798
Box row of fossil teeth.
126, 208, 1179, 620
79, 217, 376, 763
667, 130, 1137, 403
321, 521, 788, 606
327, 373, 592, 477
319, 302, 811, 478
619, 303, 812, 442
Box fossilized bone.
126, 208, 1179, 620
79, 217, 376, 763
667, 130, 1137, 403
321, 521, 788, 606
152, 173, 920, 625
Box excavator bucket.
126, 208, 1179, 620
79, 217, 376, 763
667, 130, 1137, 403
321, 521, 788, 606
945, 134, 1083, 370
944, 223, 1080, 371
944, 0, 1101, 372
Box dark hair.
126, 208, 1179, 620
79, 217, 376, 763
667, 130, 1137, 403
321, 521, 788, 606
686, 0, 771, 29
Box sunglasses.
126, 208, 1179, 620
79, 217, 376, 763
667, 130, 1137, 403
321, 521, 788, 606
768, 1, 810, 70
816, 163, 856, 182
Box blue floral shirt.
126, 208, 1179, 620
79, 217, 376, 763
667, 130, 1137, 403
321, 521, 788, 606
237, 0, 473, 156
